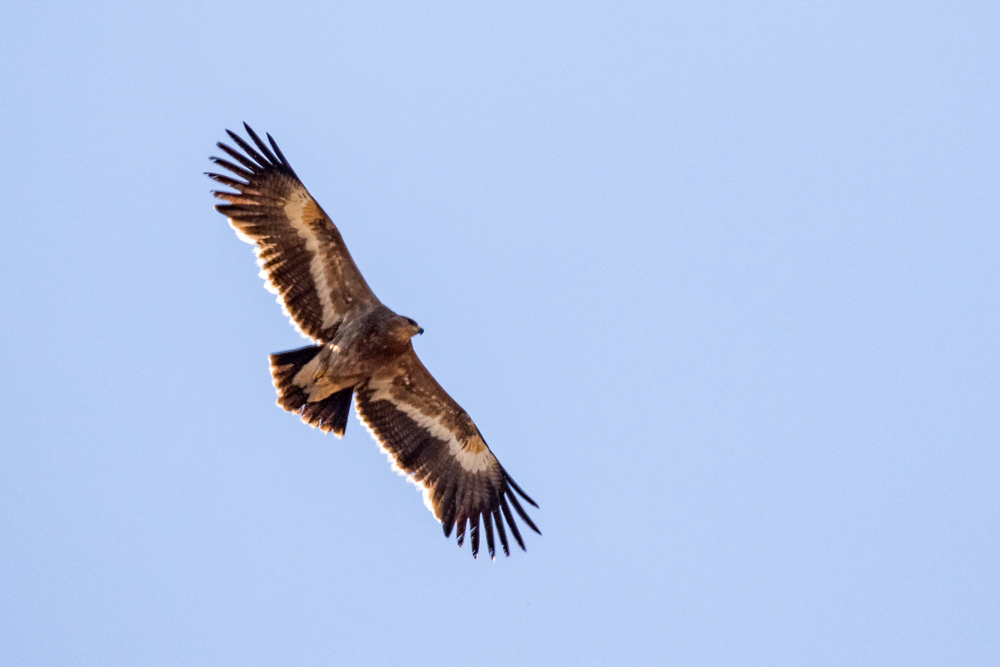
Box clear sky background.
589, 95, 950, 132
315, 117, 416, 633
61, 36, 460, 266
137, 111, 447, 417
1, 3, 997, 665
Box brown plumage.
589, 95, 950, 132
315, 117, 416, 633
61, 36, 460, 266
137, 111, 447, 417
208, 124, 539, 558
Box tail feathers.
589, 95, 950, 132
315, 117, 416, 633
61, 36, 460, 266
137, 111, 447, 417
269, 345, 354, 437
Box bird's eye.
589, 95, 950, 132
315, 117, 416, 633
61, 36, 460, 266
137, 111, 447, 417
406, 318, 417, 326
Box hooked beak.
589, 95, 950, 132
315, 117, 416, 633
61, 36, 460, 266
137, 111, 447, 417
417, 327, 424, 335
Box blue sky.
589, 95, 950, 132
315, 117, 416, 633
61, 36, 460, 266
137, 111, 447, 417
1, 3, 997, 665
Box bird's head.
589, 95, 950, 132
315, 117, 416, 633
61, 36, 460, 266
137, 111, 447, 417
389, 315, 424, 341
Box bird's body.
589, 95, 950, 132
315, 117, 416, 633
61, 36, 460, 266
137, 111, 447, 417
208, 125, 539, 558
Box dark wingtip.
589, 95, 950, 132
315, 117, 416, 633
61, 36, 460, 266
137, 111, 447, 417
208, 156, 253, 180
483, 512, 497, 560
505, 473, 539, 508
224, 129, 245, 147
500, 497, 526, 551
490, 508, 508, 557
506, 489, 541, 536
470, 515, 480, 558
266, 132, 292, 170
243, 123, 279, 164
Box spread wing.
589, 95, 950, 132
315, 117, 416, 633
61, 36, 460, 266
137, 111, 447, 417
354, 349, 540, 559
208, 124, 379, 343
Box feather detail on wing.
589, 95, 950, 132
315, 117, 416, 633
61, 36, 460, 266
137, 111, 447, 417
354, 349, 540, 559
208, 123, 379, 343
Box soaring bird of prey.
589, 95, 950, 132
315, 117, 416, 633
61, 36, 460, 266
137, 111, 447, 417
208, 124, 539, 559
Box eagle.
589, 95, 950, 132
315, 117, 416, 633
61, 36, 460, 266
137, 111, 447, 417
208, 124, 539, 559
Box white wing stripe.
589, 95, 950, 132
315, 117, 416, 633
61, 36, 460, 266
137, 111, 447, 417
370, 384, 495, 473
284, 188, 341, 330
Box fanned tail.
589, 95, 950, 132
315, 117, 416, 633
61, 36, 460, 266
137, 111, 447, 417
269, 345, 354, 437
